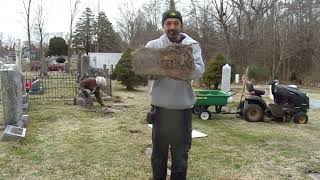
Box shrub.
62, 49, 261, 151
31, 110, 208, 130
113, 48, 147, 90
56, 57, 66, 63
203, 53, 227, 89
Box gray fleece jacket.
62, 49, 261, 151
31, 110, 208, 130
145, 33, 205, 109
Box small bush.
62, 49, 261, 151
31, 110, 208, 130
113, 48, 147, 90
56, 57, 66, 63
203, 53, 227, 89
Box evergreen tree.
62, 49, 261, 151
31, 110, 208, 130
46, 37, 68, 57
203, 53, 227, 89
113, 48, 146, 90
73, 7, 94, 54
94, 11, 122, 52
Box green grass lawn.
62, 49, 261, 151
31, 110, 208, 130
0, 82, 319, 179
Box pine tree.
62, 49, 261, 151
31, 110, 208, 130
46, 37, 68, 57
94, 11, 122, 52
203, 53, 227, 89
113, 48, 146, 90
73, 7, 94, 54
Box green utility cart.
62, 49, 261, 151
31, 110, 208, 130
193, 90, 237, 120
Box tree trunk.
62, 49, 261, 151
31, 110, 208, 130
27, 0, 32, 61
68, 30, 72, 61
40, 33, 47, 77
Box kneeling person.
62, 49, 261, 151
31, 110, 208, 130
79, 76, 107, 107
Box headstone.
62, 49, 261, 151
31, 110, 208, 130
22, 94, 28, 104
80, 54, 90, 79
132, 45, 195, 80
18, 115, 29, 127
0, 66, 23, 126
110, 65, 114, 76
235, 74, 240, 84
15, 40, 22, 73
2, 64, 17, 71
2, 125, 26, 141
221, 64, 231, 92
64, 61, 70, 73
28, 78, 43, 94
269, 85, 274, 100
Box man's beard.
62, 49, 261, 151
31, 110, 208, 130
166, 29, 180, 42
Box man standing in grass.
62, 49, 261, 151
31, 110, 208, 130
145, 5, 205, 180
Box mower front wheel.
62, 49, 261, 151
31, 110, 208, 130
293, 112, 308, 124
243, 104, 264, 122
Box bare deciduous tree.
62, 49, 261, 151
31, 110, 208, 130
68, 0, 80, 61
117, 1, 136, 46
22, 0, 32, 60
34, 1, 47, 76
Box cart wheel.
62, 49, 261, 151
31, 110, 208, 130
199, 111, 211, 120
293, 112, 308, 124
243, 104, 264, 122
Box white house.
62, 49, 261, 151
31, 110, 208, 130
88, 52, 123, 70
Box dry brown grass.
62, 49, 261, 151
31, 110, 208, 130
0, 82, 319, 179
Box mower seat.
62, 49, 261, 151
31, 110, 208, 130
246, 82, 265, 96
253, 89, 265, 96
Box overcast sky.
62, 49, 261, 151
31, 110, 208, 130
0, 0, 149, 42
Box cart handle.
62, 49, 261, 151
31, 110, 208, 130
226, 90, 238, 97
230, 92, 238, 97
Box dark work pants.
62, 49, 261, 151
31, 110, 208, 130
151, 106, 192, 180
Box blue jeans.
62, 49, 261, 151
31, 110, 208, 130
151, 106, 192, 180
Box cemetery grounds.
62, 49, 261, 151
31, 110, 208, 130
0, 81, 319, 179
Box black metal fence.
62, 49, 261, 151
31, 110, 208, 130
24, 71, 112, 101
24, 71, 78, 100
0, 60, 113, 102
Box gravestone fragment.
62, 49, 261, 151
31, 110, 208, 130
132, 44, 194, 80
22, 94, 29, 112
2, 125, 26, 141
